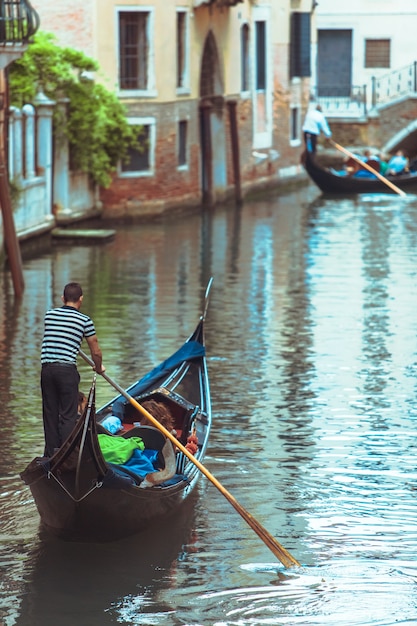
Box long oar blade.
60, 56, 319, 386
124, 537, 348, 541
79, 350, 301, 568
331, 140, 406, 197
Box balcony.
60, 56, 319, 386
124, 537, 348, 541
0, 0, 39, 46
310, 85, 368, 119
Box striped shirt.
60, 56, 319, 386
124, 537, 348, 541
41, 305, 96, 364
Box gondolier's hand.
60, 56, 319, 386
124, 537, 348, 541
94, 364, 106, 374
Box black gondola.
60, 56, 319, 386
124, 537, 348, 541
21, 280, 213, 542
302, 150, 417, 194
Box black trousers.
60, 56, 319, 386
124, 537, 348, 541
41, 363, 80, 457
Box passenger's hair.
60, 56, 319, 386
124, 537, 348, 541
140, 399, 175, 432
63, 282, 83, 303
78, 391, 87, 415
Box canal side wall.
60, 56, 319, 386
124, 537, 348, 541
0, 94, 100, 260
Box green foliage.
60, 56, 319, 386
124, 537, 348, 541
8, 32, 140, 187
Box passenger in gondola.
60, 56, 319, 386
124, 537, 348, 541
139, 399, 176, 435
408, 156, 417, 172
78, 391, 87, 417
386, 150, 408, 175
139, 399, 198, 455
352, 149, 381, 179
363, 149, 381, 172
344, 155, 361, 176
379, 153, 390, 174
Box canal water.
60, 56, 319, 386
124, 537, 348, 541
1, 183, 417, 625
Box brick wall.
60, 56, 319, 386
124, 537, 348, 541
330, 97, 417, 155
100, 99, 202, 218
32, 1, 95, 57
100, 91, 307, 218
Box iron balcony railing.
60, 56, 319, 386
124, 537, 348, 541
0, 0, 40, 45
310, 85, 368, 118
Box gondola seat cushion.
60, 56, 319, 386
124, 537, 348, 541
122, 425, 167, 451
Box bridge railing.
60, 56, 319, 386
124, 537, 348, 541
311, 62, 417, 118
371, 62, 417, 107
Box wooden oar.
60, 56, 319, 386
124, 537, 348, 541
79, 349, 301, 569
330, 140, 406, 197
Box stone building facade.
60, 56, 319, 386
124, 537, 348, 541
32, 0, 315, 217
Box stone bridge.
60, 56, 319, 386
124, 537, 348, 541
318, 62, 417, 158
329, 96, 417, 158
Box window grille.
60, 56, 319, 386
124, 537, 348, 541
177, 11, 186, 89
241, 24, 250, 92
365, 39, 390, 68
178, 120, 187, 167
119, 11, 148, 90
121, 125, 150, 173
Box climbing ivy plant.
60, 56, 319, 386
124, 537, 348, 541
8, 31, 140, 188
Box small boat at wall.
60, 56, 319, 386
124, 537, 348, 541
302, 150, 417, 195
21, 281, 213, 542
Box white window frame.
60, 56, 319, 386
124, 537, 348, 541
176, 8, 190, 95
118, 117, 156, 178
116, 6, 157, 98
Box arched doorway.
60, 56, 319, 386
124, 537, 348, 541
199, 31, 227, 207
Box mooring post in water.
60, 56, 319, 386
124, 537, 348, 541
200, 100, 214, 208
0, 21, 34, 299
227, 100, 242, 205
0, 150, 24, 298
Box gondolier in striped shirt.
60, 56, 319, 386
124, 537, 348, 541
41, 282, 105, 457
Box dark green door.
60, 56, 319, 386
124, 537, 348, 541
318, 29, 352, 97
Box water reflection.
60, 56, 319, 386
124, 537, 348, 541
2, 186, 417, 624
15, 494, 200, 626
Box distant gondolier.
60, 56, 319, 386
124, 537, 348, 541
40, 282, 105, 457
302, 104, 332, 154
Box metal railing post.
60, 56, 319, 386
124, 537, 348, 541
371, 76, 376, 108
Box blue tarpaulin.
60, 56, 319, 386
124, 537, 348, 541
111, 340, 205, 419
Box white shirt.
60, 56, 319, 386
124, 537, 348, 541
302, 108, 332, 137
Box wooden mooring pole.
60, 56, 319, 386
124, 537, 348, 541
227, 100, 242, 205
0, 151, 24, 297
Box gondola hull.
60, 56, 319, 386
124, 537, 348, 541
302, 150, 417, 194
25, 458, 198, 541
21, 285, 212, 542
